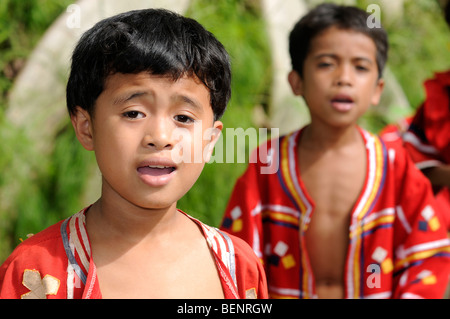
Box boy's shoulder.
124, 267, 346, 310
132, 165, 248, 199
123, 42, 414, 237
248, 128, 302, 171
2, 220, 65, 267
185, 212, 258, 262
249, 126, 417, 178
0, 221, 65, 273
219, 228, 260, 261
214, 229, 268, 299
184, 213, 267, 298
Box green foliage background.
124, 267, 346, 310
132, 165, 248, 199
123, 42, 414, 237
0, 0, 449, 262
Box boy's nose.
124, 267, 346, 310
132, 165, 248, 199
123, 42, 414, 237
143, 118, 174, 150
334, 64, 353, 86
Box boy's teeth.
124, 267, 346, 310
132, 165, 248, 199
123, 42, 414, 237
149, 165, 168, 169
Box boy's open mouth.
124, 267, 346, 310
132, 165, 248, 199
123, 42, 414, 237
137, 159, 177, 187
330, 95, 354, 112
137, 165, 176, 177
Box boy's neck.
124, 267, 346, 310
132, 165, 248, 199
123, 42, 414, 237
86, 195, 180, 247
301, 122, 362, 151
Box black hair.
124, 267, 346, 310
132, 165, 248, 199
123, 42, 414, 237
66, 8, 231, 121
289, 3, 388, 78
445, 0, 450, 26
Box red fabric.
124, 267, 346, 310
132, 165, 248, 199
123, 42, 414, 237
420, 71, 450, 161
381, 71, 450, 233
0, 208, 267, 299
404, 71, 450, 165
220, 127, 450, 299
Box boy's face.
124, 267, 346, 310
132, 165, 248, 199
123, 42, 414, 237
288, 26, 384, 129
71, 72, 222, 211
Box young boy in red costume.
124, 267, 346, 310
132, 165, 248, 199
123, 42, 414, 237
0, 9, 267, 299
220, 3, 450, 299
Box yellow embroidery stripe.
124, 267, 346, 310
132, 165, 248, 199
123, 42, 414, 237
357, 135, 384, 221
394, 246, 450, 271
280, 135, 306, 215
261, 211, 299, 226
353, 238, 362, 298
350, 215, 395, 239
269, 292, 298, 299
281, 133, 314, 298
353, 134, 385, 298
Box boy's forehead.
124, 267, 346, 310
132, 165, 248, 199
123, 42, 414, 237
99, 71, 212, 110
104, 72, 198, 87
308, 26, 377, 60
102, 72, 206, 94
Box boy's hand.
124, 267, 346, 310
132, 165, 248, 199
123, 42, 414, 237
423, 165, 450, 188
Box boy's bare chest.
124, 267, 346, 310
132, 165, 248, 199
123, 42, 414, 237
299, 146, 367, 220
93, 237, 224, 298
299, 147, 366, 297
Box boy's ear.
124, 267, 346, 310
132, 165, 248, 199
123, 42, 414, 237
203, 120, 223, 163
70, 107, 94, 151
371, 78, 385, 106
288, 70, 303, 96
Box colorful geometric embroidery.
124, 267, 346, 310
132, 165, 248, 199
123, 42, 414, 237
268, 241, 296, 270
419, 205, 440, 232
371, 247, 393, 274
222, 206, 243, 233
415, 270, 437, 285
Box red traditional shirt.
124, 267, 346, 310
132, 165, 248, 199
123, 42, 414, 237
220, 127, 450, 299
0, 208, 268, 299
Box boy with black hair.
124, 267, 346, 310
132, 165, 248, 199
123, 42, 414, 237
220, 3, 450, 299
0, 8, 267, 299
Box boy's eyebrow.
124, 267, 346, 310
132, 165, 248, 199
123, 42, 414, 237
314, 53, 374, 64
175, 95, 204, 113
113, 91, 149, 105
112, 90, 204, 112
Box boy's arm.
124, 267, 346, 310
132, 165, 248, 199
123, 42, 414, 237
392, 146, 450, 299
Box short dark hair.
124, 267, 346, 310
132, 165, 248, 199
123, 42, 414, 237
445, 0, 450, 26
289, 3, 388, 78
66, 8, 231, 121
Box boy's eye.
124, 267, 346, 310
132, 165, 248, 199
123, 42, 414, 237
123, 111, 145, 119
318, 62, 333, 68
356, 65, 369, 72
174, 115, 195, 124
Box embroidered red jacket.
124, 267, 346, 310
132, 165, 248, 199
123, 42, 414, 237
220, 127, 450, 299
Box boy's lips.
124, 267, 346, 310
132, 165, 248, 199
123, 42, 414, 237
137, 158, 177, 187
330, 94, 354, 112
